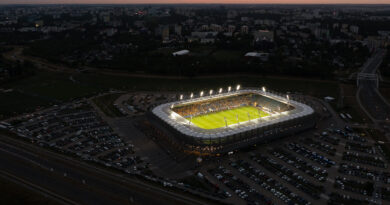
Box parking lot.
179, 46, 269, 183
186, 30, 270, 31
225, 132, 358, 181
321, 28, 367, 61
114, 92, 177, 116
4, 92, 390, 205
8, 101, 148, 174
197, 125, 390, 205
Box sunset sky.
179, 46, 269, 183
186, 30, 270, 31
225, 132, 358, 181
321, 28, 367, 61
0, 0, 389, 4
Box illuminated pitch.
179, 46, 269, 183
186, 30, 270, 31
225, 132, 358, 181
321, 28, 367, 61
151, 87, 316, 155
187, 106, 269, 129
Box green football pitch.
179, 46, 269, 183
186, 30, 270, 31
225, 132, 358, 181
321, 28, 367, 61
187, 106, 269, 130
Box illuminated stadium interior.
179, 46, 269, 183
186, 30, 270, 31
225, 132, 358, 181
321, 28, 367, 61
150, 86, 315, 154
172, 93, 294, 129
153, 87, 313, 138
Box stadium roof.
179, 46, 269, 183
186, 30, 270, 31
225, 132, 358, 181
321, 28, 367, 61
152, 89, 314, 139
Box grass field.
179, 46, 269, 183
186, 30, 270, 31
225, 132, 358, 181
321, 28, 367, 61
187, 106, 269, 129
1, 67, 339, 120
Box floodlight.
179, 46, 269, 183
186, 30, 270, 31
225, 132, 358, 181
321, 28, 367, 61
219, 88, 223, 93
228, 86, 231, 92
209, 89, 213, 95
200, 91, 204, 97
180, 94, 183, 100
262, 86, 266, 93
236, 85, 240, 91
190, 93, 194, 99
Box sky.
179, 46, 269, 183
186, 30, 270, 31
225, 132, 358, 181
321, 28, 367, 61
0, 0, 389, 4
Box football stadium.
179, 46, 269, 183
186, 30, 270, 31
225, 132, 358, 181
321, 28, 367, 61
150, 86, 315, 155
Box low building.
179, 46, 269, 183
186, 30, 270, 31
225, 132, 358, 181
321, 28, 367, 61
254, 30, 274, 42
172, 50, 190, 56
245, 52, 270, 61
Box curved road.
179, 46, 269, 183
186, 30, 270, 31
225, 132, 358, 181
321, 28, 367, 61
357, 49, 390, 125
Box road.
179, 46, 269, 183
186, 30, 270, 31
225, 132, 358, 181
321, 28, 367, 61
357, 49, 390, 125
0, 134, 214, 205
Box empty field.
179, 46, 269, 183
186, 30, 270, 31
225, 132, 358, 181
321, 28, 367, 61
187, 106, 269, 130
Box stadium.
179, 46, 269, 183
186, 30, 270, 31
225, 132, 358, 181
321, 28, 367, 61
150, 86, 315, 155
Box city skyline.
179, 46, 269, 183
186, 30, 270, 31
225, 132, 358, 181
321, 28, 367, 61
1, 0, 390, 5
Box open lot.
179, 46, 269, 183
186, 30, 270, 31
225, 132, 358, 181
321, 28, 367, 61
0, 91, 53, 120
92, 93, 124, 117
328, 83, 372, 124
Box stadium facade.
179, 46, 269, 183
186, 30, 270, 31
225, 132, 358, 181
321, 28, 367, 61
150, 88, 315, 155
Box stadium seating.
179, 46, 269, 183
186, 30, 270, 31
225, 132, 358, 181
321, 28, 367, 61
173, 93, 291, 118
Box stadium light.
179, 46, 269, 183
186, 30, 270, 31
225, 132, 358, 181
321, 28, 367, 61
228, 86, 231, 92
236, 85, 240, 91
262, 86, 266, 93
190, 93, 194, 99
209, 89, 213, 95
219, 88, 223, 94
286, 94, 290, 107
180, 94, 183, 100
200, 91, 204, 97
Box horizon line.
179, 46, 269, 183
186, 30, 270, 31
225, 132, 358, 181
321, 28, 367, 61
1, 3, 390, 5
